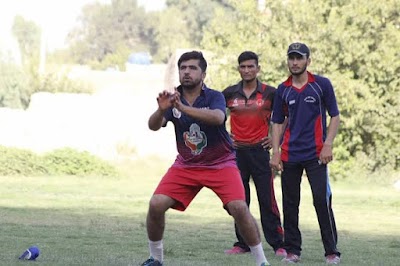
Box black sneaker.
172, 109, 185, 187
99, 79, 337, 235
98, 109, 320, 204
141, 257, 163, 266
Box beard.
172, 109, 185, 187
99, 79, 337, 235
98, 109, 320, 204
289, 64, 307, 76
180, 77, 202, 90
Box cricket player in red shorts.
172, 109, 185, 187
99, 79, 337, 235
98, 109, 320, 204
140, 51, 269, 266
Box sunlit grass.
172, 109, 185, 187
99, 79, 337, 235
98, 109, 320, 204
0, 159, 399, 265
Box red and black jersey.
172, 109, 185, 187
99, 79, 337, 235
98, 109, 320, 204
222, 80, 275, 147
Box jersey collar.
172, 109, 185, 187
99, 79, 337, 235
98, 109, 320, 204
237, 79, 263, 93
176, 83, 207, 94
283, 71, 315, 86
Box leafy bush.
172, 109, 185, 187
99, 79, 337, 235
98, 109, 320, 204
38, 69, 94, 94
0, 60, 93, 110
0, 146, 48, 176
0, 146, 119, 177
0, 62, 31, 109
88, 44, 131, 71
42, 148, 118, 177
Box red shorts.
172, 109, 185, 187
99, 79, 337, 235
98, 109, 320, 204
154, 166, 245, 211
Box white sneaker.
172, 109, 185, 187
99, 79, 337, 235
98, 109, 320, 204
326, 254, 340, 264
282, 253, 301, 263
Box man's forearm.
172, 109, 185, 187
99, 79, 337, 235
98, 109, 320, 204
271, 123, 284, 153
148, 108, 166, 131
324, 115, 340, 145
180, 105, 225, 125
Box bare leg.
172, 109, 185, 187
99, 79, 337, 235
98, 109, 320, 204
227, 200, 260, 246
143, 194, 175, 263
146, 194, 175, 240
227, 200, 268, 265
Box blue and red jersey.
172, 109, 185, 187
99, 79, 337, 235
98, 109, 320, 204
271, 72, 339, 162
222, 80, 275, 146
163, 85, 237, 168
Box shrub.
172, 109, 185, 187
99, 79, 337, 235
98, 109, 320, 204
42, 148, 119, 177
0, 146, 48, 176
0, 61, 93, 110
0, 146, 119, 177
38, 69, 94, 94
0, 62, 30, 109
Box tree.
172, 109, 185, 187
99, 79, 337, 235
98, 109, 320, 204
2, 15, 94, 109
67, 0, 152, 69
11, 16, 41, 67
0, 61, 30, 108
148, 7, 193, 63
202, 0, 400, 178
147, 0, 235, 62
0, 16, 43, 109
165, 0, 234, 45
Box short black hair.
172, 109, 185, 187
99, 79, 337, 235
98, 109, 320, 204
177, 51, 207, 72
238, 51, 259, 65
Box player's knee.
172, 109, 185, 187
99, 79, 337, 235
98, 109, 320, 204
148, 194, 172, 214
227, 200, 249, 218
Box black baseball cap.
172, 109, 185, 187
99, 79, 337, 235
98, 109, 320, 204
287, 42, 310, 57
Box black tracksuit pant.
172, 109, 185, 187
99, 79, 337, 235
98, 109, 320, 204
281, 159, 340, 257
233, 146, 284, 251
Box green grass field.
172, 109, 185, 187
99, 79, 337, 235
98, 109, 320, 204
0, 159, 399, 265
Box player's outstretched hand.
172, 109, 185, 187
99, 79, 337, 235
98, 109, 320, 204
171, 89, 184, 111
157, 90, 174, 111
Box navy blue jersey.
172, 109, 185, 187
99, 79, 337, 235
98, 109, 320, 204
164, 85, 236, 168
271, 72, 339, 162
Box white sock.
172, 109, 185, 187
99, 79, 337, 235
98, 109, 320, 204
149, 240, 163, 262
249, 243, 269, 266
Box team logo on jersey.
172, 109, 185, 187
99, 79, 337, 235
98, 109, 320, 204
256, 99, 264, 107
304, 96, 316, 103
289, 100, 296, 105
232, 98, 239, 107
172, 108, 181, 118
183, 123, 207, 155
230, 98, 246, 107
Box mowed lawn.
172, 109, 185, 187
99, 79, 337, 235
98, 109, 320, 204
0, 159, 399, 266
